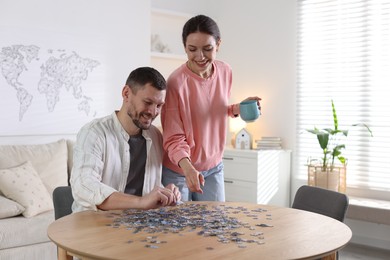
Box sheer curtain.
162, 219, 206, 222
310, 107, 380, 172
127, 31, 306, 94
296, 0, 390, 199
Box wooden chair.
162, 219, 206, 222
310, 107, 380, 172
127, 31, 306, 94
292, 185, 349, 259
52, 186, 74, 260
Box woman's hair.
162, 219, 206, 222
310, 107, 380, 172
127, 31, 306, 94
182, 15, 221, 46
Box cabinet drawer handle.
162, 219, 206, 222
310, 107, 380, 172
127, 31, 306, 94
222, 157, 234, 160
224, 180, 234, 184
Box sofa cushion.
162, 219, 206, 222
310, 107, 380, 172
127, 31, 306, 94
0, 161, 53, 217
0, 241, 57, 260
0, 139, 68, 197
0, 195, 25, 219
0, 210, 54, 249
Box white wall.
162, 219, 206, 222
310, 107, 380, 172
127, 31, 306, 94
0, 0, 151, 144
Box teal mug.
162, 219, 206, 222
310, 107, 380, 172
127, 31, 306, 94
240, 100, 260, 122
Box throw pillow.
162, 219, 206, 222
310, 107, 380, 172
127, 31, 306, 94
0, 139, 68, 197
0, 161, 53, 217
0, 195, 25, 219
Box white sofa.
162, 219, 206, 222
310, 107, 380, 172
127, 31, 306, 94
0, 139, 73, 260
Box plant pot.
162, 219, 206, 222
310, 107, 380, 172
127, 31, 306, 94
308, 164, 346, 193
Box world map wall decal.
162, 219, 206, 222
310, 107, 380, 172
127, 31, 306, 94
0, 44, 100, 122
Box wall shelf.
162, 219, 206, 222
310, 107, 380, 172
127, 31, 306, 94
151, 8, 193, 19
150, 8, 193, 79
151, 8, 192, 57
150, 51, 187, 61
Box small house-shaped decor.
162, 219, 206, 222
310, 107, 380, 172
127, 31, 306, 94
235, 128, 252, 150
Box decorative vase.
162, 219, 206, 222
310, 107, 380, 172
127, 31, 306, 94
307, 162, 346, 193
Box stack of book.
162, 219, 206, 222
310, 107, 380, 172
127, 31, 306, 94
255, 137, 282, 150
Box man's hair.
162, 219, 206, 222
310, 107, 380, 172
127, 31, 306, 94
125, 67, 166, 93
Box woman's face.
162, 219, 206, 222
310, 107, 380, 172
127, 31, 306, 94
184, 32, 220, 76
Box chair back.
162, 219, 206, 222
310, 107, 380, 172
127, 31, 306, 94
292, 185, 349, 222
53, 186, 74, 220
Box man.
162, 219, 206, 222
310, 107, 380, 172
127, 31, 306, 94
70, 67, 181, 212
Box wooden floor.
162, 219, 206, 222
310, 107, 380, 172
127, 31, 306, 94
339, 243, 390, 260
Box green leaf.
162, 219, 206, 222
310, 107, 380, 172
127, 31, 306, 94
352, 123, 373, 137
323, 128, 334, 134
338, 156, 346, 165
332, 99, 338, 131
332, 144, 345, 157
317, 133, 329, 150
306, 127, 322, 135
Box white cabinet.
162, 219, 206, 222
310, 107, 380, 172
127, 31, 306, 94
223, 147, 291, 207
150, 8, 192, 79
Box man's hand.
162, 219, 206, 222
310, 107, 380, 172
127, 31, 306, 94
140, 186, 178, 210
165, 183, 181, 204
97, 186, 181, 211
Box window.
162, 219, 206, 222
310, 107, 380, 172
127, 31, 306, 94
297, 0, 390, 199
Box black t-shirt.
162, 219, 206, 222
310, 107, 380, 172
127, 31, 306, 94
125, 132, 146, 196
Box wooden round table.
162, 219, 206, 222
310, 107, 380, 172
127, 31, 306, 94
48, 201, 352, 260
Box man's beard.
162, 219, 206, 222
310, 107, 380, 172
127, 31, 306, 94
128, 111, 155, 130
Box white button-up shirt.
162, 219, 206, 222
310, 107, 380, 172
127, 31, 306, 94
70, 112, 163, 212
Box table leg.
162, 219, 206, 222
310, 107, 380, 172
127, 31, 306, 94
57, 246, 73, 260
321, 252, 337, 260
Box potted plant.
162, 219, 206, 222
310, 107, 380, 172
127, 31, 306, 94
306, 100, 372, 192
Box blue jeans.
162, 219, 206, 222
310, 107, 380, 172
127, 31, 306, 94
162, 162, 225, 202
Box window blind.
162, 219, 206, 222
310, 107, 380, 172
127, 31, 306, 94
297, 0, 390, 199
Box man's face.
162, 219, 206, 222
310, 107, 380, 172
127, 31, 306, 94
126, 83, 166, 130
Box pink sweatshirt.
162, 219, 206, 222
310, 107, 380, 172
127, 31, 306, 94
161, 60, 236, 174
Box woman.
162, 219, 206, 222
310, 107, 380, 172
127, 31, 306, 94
161, 15, 261, 201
